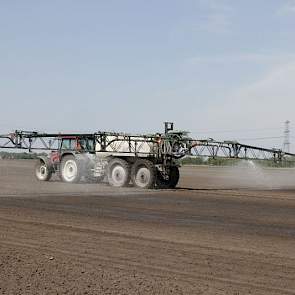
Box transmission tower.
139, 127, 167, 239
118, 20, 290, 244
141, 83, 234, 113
283, 120, 290, 153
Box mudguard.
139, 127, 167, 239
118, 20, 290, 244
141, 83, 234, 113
37, 156, 53, 171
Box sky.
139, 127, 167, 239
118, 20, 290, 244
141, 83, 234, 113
0, 0, 295, 151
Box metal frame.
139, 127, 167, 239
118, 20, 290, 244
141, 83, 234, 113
1, 127, 295, 162
186, 140, 293, 162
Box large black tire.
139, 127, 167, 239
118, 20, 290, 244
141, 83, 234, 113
35, 159, 52, 181
156, 166, 180, 189
60, 155, 81, 183
168, 166, 180, 188
131, 159, 155, 189
107, 158, 130, 187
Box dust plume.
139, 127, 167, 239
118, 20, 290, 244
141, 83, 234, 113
226, 160, 295, 189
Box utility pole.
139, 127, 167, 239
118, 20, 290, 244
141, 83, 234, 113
283, 120, 290, 153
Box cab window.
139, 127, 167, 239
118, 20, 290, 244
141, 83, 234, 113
78, 138, 94, 151
85, 138, 94, 151
61, 139, 75, 150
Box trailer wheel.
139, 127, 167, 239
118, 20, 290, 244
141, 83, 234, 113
107, 158, 130, 187
60, 155, 81, 183
156, 166, 180, 189
35, 160, 52, 181
131, 159, 155, 189
167, 166, 180, 188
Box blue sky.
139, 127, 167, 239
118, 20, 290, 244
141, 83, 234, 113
1, 0, 295, 150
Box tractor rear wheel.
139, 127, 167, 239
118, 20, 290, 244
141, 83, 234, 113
60, 155, 81, 183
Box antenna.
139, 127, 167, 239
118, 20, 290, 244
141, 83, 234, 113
283, 120, 290, 153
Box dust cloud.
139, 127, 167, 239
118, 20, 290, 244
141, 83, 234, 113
225, 160, 295, 189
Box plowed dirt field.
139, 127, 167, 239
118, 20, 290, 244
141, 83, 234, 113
1, 160, 295, 294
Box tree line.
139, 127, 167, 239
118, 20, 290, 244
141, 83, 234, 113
0, 152, 46, 160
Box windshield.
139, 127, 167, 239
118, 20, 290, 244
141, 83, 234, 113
61, 139, 76, 150
60, 137, 94, 151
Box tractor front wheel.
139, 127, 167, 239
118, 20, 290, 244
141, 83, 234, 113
35, 160, 52, 181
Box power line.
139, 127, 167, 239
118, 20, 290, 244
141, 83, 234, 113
283, 120, 291, 153
190, 127, 282, 135
235, 136, 284, 141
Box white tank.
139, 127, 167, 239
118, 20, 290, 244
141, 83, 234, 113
95, 135, 158, 156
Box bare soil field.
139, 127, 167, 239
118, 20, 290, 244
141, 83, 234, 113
1, 160, 295, 294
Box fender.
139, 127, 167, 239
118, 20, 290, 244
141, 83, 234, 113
60, 152, 94, 171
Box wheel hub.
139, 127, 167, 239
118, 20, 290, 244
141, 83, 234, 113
63, 160, 78, 181
136, 167, 150, 187
40, 166, 46, 175
111, 166, 126, 186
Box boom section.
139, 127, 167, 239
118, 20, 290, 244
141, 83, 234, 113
183, 139, 295, 162
1, 129, 295, 162
0, 131, 161, 156
0, 131, 95, 152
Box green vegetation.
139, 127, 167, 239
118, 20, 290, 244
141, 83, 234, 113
0, 152, 46, 160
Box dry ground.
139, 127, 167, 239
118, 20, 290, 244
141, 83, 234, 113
1, 160, 295, 294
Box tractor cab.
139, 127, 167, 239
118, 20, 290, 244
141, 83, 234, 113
49, 136, 95, 164
59, 136, 95, 153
